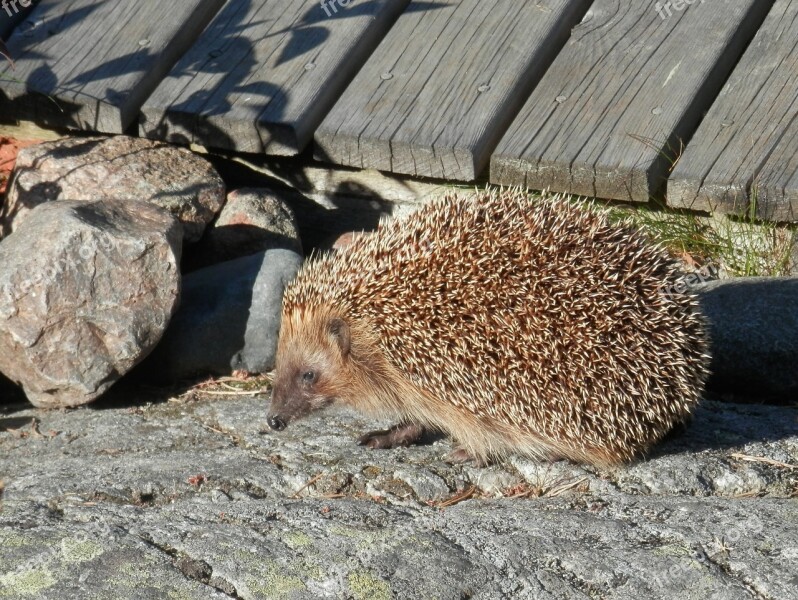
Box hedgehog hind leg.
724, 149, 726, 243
358, 422, 425, 449
443, 447, 491, 467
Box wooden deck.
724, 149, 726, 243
1, 0, 796, 221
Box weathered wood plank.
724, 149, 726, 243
754, 141, 798, 222
314, 0, 590, 181
0, 0, 39, 40
0, 0, 223, 133
491, 0, 773, 202
669, 0, 798, 222
141, 0, 410, 155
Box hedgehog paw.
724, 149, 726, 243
444, 448, 489, 467
358, 423, 424, 449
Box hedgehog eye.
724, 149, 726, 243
301, 371, 317, 385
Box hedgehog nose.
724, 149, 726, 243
268, 415, 287, 431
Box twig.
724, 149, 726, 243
730, 453, 797, 470
436, 485, 476, 507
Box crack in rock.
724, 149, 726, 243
136, 533, 242, 599
699, 547, 770, 600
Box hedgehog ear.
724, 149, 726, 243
328, 318, 350, 356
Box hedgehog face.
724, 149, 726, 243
267, 309, 351, 431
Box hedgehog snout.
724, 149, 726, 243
267, 386, 291, 431
267, 415, 287, 431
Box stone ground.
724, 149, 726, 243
0, 383, 796, 599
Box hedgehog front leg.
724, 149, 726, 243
358, 423, 425, 449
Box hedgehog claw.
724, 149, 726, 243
358, 423, 424, 449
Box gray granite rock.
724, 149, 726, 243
0, 389, 795, 599
186, 188, 302, 271
0, 200, 181, 408
2, 136, 225, 242
696, 277, 798, 398
138, 248, 302, 381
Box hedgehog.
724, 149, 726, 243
266, 190, 710, 466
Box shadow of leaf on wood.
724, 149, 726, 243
143, 0, 453, 153
0, 62, 85, 125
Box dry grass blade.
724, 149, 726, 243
0, 40, 13, 69
29, 418, 44, 439
730, 453, 798, 470
547, 477, 589, 497
504, 476, 588, 498
292, 473, 324, 499
199, 422, 241, 444
189, 373, 273, 396
200, 388, 270, 396
436, 485, 476, 507
731, 490, 763, 498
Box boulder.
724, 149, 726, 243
138, 247, 302, 381
2, 136, 224, 242
185, 188, 301, 271
696, 276, 798, 398
0, 199, 181, 408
